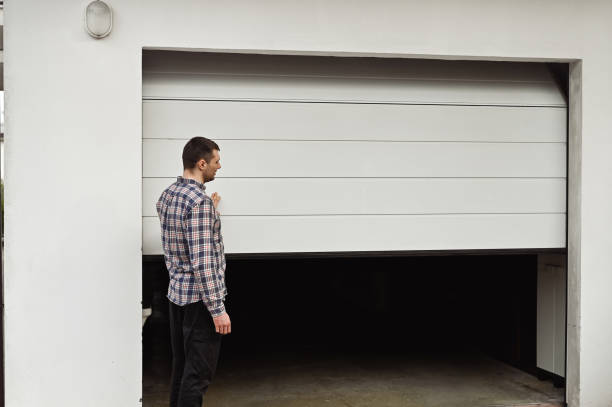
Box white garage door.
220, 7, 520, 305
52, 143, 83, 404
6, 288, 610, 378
142, 52, 567, 255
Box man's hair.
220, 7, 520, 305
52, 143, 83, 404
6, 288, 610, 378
182, 137, 220, 170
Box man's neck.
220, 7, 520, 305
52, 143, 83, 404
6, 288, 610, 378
183, 170, 205, 184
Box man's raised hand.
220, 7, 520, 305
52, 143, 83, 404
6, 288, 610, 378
211, 192, 221, 212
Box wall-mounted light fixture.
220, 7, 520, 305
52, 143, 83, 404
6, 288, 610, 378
85, 1, 113, 39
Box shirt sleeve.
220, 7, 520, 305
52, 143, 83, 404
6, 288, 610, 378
184, 198, 226, 317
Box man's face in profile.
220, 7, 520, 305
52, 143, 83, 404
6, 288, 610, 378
204, 149, 221, 182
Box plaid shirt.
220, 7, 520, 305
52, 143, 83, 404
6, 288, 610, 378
156, 176, 227, 317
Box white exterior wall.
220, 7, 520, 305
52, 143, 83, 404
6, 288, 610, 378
4, 1, 612, 406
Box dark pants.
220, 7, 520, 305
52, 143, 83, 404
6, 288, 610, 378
169, 301, 222, 407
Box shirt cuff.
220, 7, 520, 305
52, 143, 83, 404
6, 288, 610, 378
205, 300, 225, 317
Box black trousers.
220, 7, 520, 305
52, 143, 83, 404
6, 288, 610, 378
169, 301, 222, 407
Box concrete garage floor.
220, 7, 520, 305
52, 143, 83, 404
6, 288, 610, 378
143, 346, 563, 407
143, 255, 565, 407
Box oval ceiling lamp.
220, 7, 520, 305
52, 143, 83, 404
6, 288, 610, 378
85, 1, 113, 39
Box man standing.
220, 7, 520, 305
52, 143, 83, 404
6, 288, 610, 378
156, 136, 230, 407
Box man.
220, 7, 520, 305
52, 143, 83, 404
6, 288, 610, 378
156, 136, 230, 407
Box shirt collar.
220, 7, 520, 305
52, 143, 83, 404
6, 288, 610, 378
176, 176, 206, 191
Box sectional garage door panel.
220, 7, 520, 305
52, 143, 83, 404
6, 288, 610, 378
143, 178, 566, 217
142, 53, 567, 255
143, 139, 566, 179
143, 101, 567, 143
143, 73, 566, 107
143, 214, 566, 255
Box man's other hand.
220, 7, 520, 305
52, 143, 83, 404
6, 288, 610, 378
213, 312, 231, 335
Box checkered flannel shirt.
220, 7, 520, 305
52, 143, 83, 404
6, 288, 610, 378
156, 176, 227, 317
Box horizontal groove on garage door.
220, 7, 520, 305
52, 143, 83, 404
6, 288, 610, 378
143, 139, 566, 178
143, 100, 567, 142
142, 178, 567, 217
143, 73, 566, 107
142, 214, 566, 255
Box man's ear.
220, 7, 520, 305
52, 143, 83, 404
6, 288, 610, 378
199, 159, 207, 170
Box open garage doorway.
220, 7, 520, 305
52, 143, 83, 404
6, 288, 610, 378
141, 50, 570, 406
142, 252, 566, 407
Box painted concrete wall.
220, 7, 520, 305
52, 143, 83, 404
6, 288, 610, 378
4, 1, 612, 406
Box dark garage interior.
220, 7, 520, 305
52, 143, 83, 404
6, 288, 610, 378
142, 253, 565, 407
